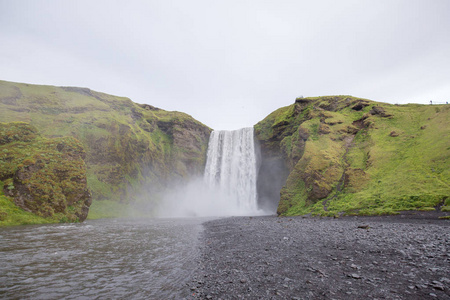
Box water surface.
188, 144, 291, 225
0, 218, 206, 299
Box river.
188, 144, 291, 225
0, 218, 208, 299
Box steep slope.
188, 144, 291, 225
0, 122, 91, 225
0, 80, 211, 217
255, 96, 450, 216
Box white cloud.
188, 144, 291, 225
1, 0, 449, 129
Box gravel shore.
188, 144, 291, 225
188, 215, 449, 299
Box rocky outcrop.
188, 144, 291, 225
1, 122, 92, 222
0, 80, 211, 210
255, 96, 450, 216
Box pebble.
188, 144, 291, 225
430, 281, 445, 290
187, 216, 449, 299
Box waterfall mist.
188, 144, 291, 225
157, 127, 267, 217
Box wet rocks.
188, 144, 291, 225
430, 280, 445, 291
188, 216, 450, 299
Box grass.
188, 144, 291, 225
0, 180, 76, 226
0, 122, 90, 223
0, 80, 211, 218
86, 200, 131, 219
255, 96, 450, 217
87, 198, 158, 219
0, 193, 55, 226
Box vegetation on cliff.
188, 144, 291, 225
0, 80, 211, 219
255, 96, 450, 217
3, 79, 448, 220
0, 122, 91, 225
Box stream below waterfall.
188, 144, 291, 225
0, 218, 208, 299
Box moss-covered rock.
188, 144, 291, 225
0, 80, 211, 218
255, 96, 450, 217
0, 122, 91, 224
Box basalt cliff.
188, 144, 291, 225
255, 96, 449, 217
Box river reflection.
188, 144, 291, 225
0, 218, 207, 299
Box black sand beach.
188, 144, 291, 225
188, 215, 449, 299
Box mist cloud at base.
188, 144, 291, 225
154, 177, 269, 218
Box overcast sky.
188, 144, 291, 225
1, 0, 449, 130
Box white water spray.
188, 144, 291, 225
203, 127, 260, 214
157, 127, 263, 217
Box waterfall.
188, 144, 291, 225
204, 127, 259, 213
157, 127, 262, 217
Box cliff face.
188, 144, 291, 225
3, 79, 448, 220
0, 122, 91, 224
0, 80, 211, 218
255, 96, 450, 216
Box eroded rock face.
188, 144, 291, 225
255, 96, 450, 217
0, 80, 212, 205
255, 96, 366, 214
1, 122, 92, 222
369, 106, 392, 117
158, 118, 212, 177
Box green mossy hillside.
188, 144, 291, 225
255, 96, 450, 217
0, 193, 54, 226
0, 122, 91, 225
0, 80, 211, 218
